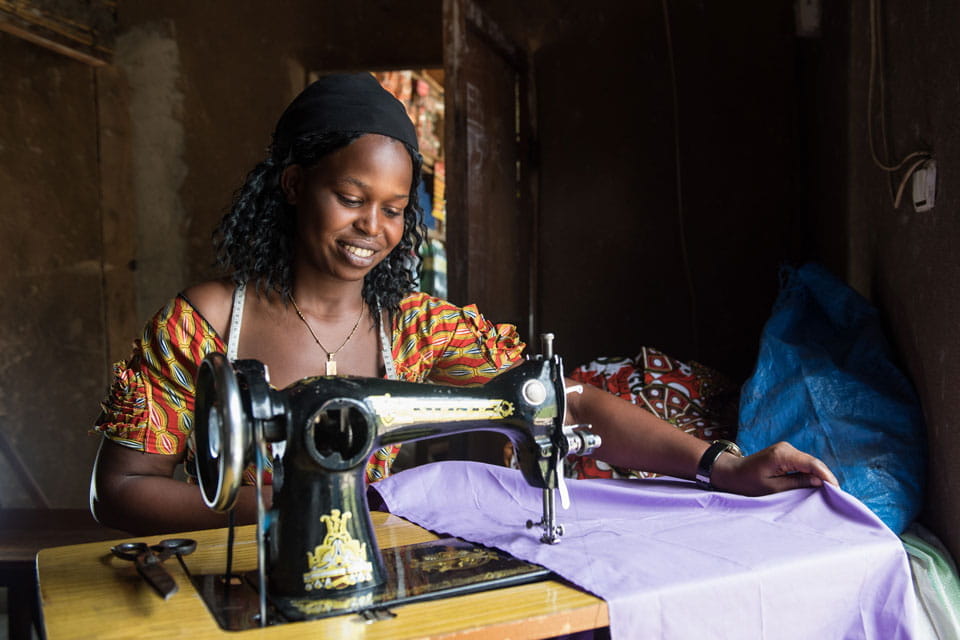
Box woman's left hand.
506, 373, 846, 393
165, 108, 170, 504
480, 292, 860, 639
710, 441, 839, 496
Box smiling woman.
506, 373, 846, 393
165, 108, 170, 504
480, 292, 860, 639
87, 72, 837, 537
88, 74, 527, 535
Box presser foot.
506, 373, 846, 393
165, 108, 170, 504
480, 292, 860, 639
526, 487, 564, 544
526, 518, 564, 544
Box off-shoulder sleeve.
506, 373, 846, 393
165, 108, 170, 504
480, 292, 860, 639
391, 292, 526, 386
92, 295, 224, 455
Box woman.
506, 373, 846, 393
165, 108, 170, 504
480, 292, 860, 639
91, 74, 836, 536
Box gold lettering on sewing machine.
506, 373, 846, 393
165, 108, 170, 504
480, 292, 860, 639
368, 394, 515, 427
289, 592, 375, 616
411, 547, 501, 573
303, 509, 374, 591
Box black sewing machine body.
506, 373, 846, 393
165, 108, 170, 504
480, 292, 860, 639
193, 340, 598, 623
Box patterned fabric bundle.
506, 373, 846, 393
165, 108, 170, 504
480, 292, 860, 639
564, 347, 740, 479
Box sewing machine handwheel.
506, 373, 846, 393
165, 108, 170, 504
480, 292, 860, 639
195, 352, 251, 512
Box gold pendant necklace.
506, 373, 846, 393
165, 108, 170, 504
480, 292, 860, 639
290, 295, 365, 376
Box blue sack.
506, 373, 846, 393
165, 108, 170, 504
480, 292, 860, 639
737, 263, 925, 533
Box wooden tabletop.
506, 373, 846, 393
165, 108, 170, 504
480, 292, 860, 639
37, 511, 609, 639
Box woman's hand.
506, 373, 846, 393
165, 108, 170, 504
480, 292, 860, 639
560, 381, 839, 498
709, 441, 839, 496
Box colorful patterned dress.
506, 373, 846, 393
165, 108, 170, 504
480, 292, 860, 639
93, 291, 525, 484
501, 347, 739, 479
564, 347, 740, 479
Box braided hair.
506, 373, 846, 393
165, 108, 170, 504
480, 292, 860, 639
213, 130, 426, 316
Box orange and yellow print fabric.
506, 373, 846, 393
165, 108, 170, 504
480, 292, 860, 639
94, 295, 221, 456
370, 293, 525, 480
392, 292, 525, 386
94, 291, 527, 484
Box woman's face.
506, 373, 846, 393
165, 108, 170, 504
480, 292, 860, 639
283, 133, 412, 284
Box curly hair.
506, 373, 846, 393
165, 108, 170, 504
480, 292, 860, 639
213, 130, 426, 317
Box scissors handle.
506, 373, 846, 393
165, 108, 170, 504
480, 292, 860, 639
111, 541, 148, 562
110, 538, 198, 599
152, 538, 198, 561
110, 538, 197, 562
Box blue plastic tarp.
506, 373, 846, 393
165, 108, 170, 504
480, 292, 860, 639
737, 263, 925, 533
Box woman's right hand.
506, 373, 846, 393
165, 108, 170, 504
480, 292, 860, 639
710, 441, 839, 496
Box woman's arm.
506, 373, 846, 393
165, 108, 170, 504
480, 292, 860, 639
565, 381, 837, 495
90, 438, 271, 536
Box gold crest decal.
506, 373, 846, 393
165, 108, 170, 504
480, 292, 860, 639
369, 394, 515, 427
303, 509, 374, 591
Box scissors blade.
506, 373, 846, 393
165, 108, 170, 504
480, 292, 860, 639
135, 554, 179, 599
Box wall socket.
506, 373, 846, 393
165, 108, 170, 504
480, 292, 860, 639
912, 159, 936, 212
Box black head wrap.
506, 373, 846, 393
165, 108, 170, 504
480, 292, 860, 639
272, 73, 419, 156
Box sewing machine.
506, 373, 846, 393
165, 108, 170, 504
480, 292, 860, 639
192, 334, 600, 627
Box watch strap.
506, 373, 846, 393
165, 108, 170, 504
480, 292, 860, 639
695, 439, 744, 490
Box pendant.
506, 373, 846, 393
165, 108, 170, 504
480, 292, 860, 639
326, 355, 337, 376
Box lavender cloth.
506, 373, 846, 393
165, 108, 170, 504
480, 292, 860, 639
371, 461, 919, 639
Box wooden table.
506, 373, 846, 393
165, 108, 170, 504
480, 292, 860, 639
37, 511, 609, 639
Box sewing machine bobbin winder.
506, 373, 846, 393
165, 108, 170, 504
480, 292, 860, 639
191, 333, 600, 628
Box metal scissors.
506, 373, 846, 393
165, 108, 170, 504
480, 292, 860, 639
111, 537, 197, 599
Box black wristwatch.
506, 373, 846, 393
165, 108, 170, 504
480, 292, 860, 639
695, 439, 744, 490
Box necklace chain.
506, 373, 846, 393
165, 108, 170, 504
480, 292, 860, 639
290, 295, 365, 376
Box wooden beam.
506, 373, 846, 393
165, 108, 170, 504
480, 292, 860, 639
0, 0, 114, 67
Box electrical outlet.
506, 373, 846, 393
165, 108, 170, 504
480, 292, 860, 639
912, 159, 936, 212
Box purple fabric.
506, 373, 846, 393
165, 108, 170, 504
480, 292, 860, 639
372, 461, 919, 639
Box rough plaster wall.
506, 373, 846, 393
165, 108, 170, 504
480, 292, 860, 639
803, 0, 960, 560
117, 0, 442, 296
843, 0, 960, 561
168, 8, 302, 288
95, 60, 139, 364
0, 33, 105, 508
114, 22, 187, 323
